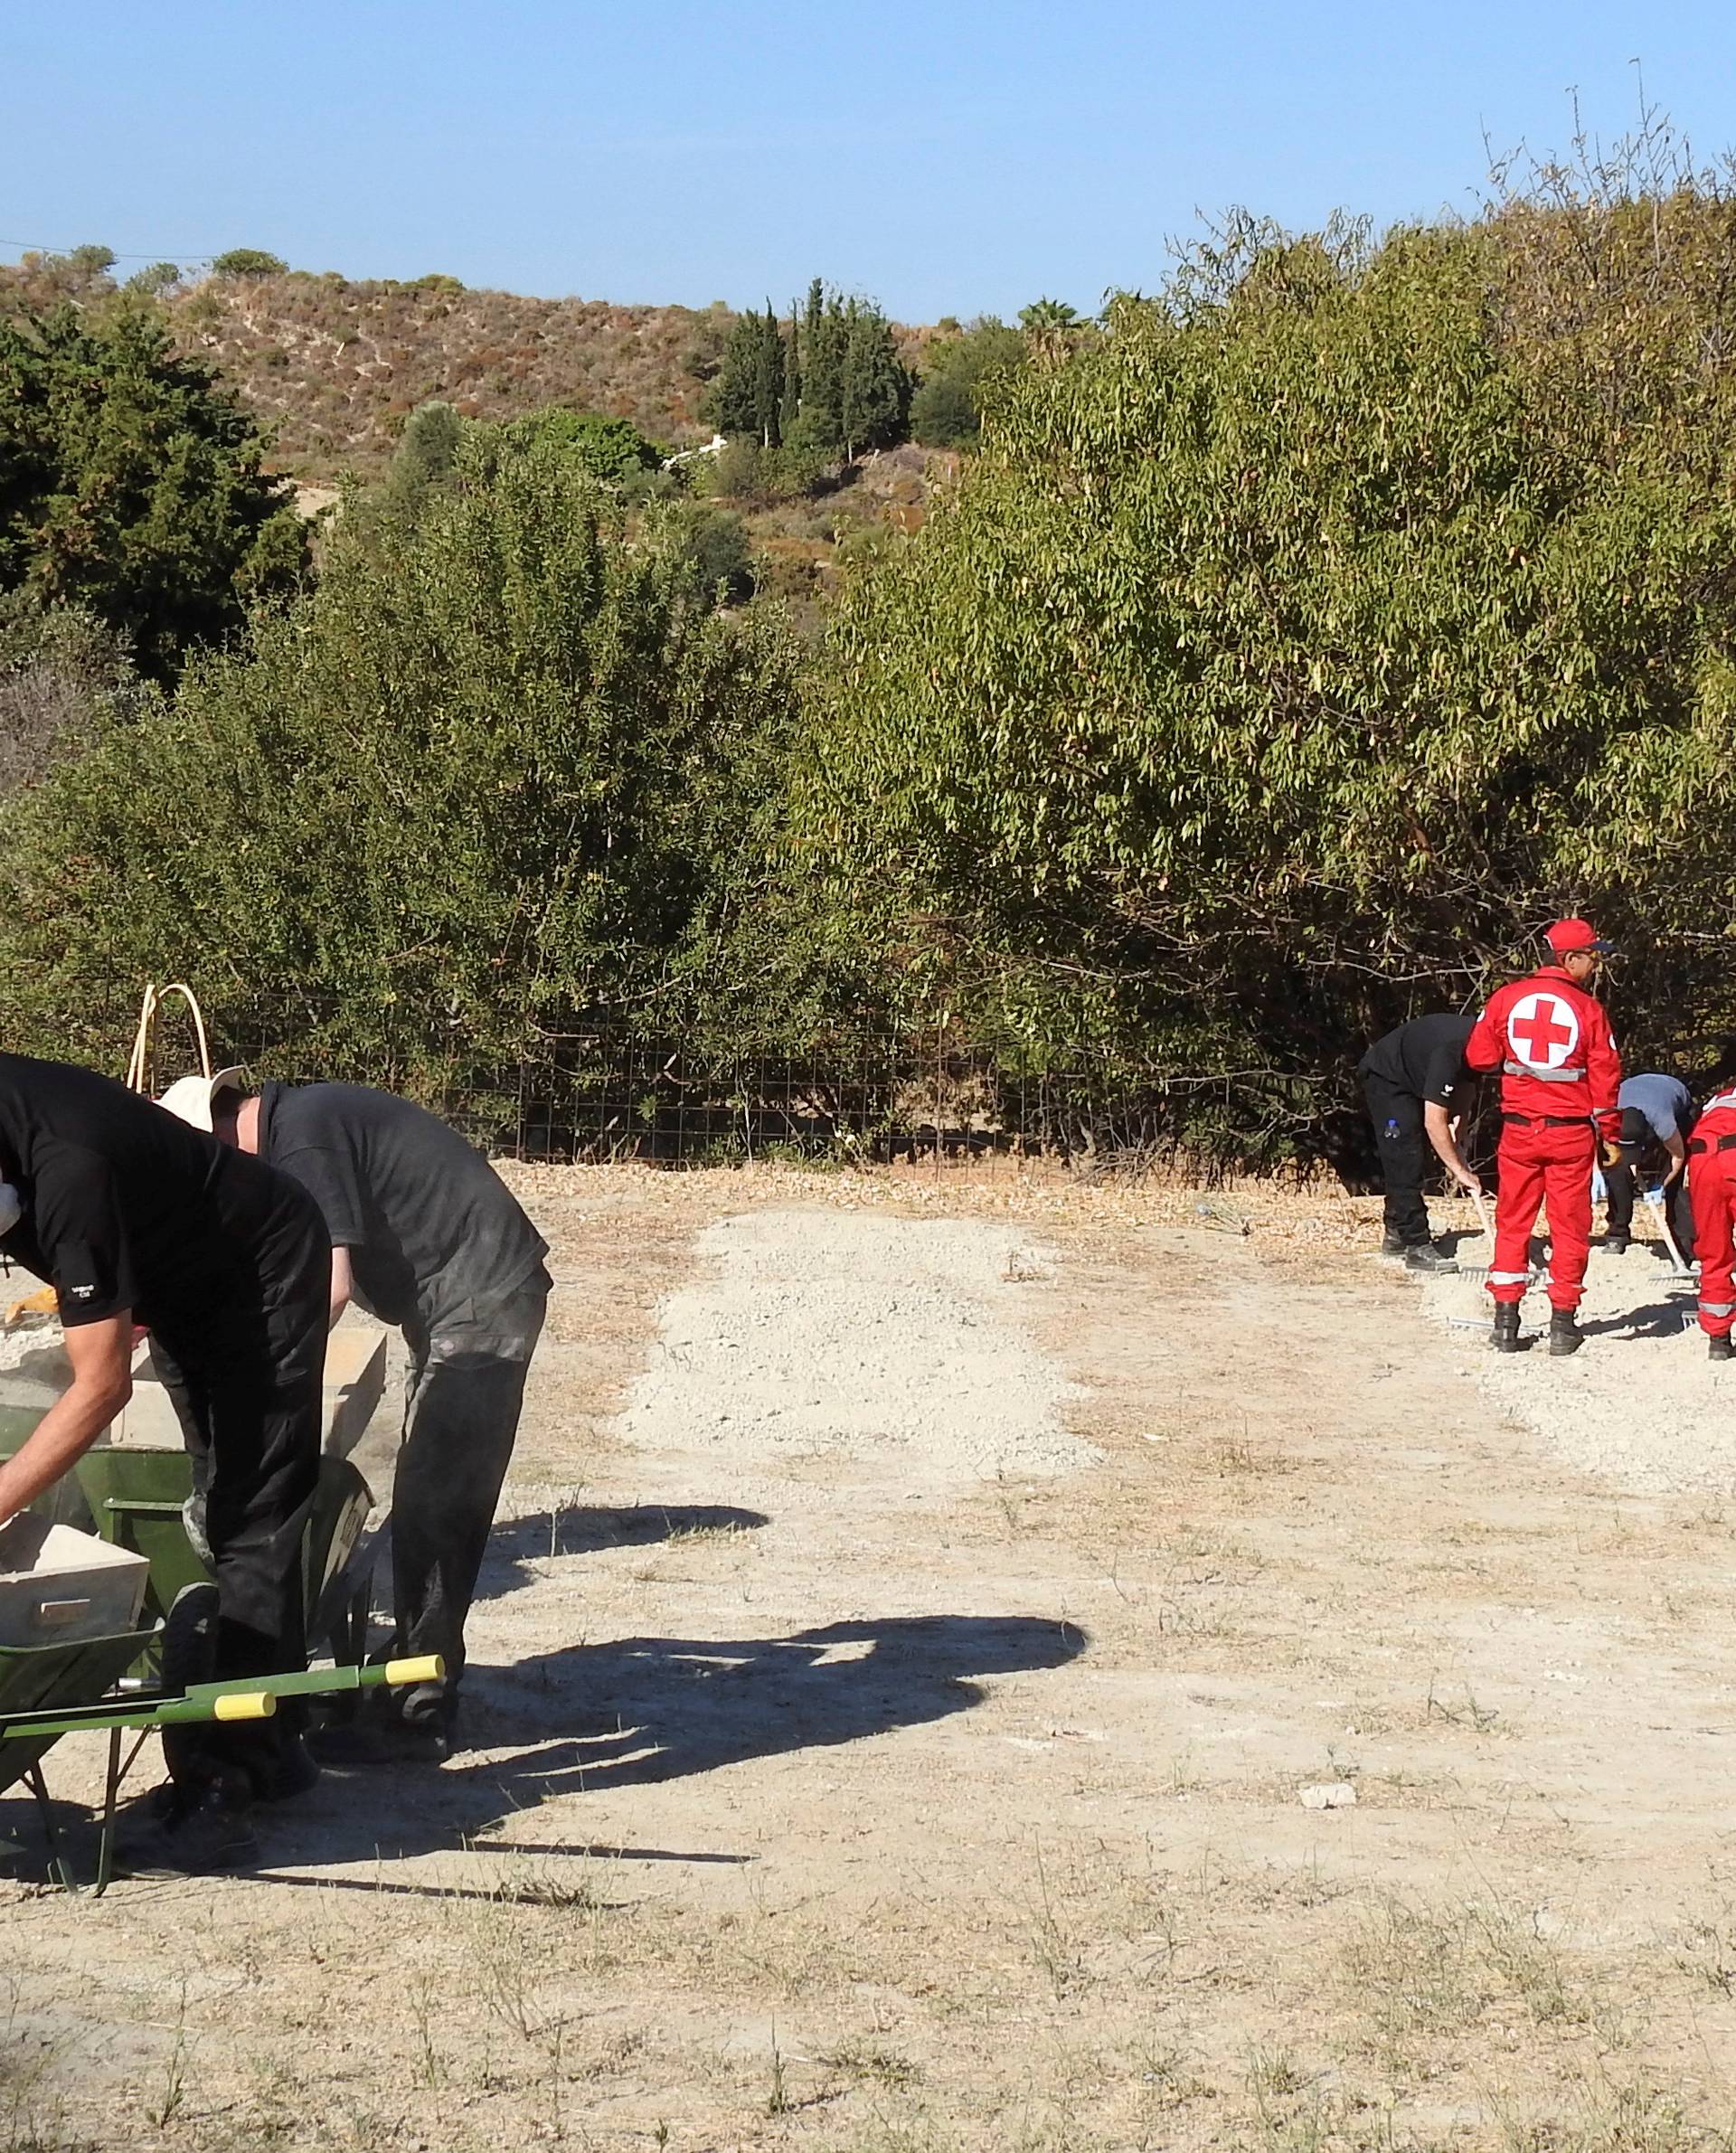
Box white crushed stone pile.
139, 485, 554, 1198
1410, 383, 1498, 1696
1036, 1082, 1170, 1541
615, 1208, 1099, 1485
1416, 1228, 1732, 1494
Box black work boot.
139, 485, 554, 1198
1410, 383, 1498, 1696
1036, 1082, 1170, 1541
1404, 1242, 1458, 1275
1605, 1232, 1630, 1255
1380, 1229, 1409, 1258
1548, 1309, 1583, 1357
1491, 1305, 1523, 1353
1710, 1334, 1733, 1364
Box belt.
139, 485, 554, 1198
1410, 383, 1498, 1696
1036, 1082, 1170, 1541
1688, 1134, 1736, 1156
1502, 1111, 1594, 1129
1502, 1062, 1585, 1082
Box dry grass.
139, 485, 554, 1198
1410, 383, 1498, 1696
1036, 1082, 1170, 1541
4, 1161, 1736, 2149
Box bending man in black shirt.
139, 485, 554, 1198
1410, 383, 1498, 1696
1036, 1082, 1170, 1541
0, 1054, 328, 1857
1356, 1015, 1482, 1271
163, 1073, 551, 1758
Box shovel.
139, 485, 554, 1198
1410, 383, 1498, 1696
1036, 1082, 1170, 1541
1643, 1184, 1696, 1281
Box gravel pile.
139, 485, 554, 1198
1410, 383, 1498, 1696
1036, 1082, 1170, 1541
613, 1207, 1099, 1486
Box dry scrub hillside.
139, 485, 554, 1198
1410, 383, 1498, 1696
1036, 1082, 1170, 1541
166, 274, 727, 472
0, 260, 940, 478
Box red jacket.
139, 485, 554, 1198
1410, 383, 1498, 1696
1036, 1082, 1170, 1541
1694, 1088, 1736, 1147
1465, 965, 1621, 1135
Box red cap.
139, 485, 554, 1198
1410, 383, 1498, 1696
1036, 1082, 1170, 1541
1545, 917, 1614, 955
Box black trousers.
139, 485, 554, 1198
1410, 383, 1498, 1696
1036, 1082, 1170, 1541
390, 1280, 548, 1702
1604, 1155, 1697, 1259
152, 1269, 327, 1782
1363, 1072, 1431, 1243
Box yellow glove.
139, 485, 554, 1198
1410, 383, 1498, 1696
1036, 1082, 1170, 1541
1599, 1138, 1624, 1172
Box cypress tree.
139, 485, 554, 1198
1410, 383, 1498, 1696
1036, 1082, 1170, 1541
711, 311, 767, 437
779, 303, 801, 441
751, 304, 785, 448
839, 302, 912, 458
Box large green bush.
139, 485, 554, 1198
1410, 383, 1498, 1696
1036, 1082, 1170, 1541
799, 199, 1736, 1163
0, 303, 306, 677
0, 436, 797, 1091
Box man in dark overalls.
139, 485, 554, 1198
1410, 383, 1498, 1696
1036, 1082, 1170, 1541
163, 1072, 549, 1760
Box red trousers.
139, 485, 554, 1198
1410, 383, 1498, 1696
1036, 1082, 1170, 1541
1487, 1118, 1596, 1310
1691, 1148, 1736, 1338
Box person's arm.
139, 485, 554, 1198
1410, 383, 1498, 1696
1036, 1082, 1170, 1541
1660, 1128, 1688, 1185
1463, 997, 1503, 1074
0, 1313, 133, 1525
1423, 1101, 1482, 1194
328, 1244, 354, 1330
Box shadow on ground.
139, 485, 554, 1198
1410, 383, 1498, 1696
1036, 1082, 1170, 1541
476, 1504, 772, 1600
295, 1612, 1086, 1881
1578, 1296, 1698, 1342
0, 1614, 1087, 1889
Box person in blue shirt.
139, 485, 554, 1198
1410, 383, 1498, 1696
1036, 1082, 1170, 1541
1604, 1072, 1696, 1259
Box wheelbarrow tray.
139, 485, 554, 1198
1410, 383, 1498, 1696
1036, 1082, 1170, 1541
75, 1446, 376, 1662
0, 1625, 157, 1797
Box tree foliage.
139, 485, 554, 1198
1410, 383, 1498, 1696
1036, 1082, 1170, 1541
210, 249, 288, 278
784, 281, 912, 462
710, 306, 786, 446
0, 303, 307, 676
800, 190, 1736, 1163
910, 316, 1027, 447
0, 436, 798, 1087
492, 407, 663, 484
0, 596, 148, 797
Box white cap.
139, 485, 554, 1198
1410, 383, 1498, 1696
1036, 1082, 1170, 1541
157, 1067, 248, 1133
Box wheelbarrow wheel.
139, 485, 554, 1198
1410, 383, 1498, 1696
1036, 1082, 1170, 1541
314, 1567, 376, 1726
159, 1581, 220, 1791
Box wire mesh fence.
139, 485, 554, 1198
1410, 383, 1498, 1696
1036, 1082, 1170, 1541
118, 1008, 1198, 1172
81, 980, 1318, 1174
399, 1031, 1166, 1171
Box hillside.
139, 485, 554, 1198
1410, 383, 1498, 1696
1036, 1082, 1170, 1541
175, 275, 733, 474
0, 257, 939, 479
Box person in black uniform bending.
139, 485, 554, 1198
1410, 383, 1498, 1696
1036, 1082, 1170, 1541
0, 1054, 328, 1865
1356, 1015, 1482, 1271
163, 1072, 550, 1759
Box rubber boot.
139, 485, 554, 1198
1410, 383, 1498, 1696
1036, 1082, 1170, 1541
1548, 1308, 1582, 1357
1710, 1334, 1733, 1364
1491, 1305, 1523, 1353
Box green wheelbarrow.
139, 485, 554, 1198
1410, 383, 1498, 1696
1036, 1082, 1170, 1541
0, 1404, 391, 1890
71, 1444, 378, 1672
0, 1408, 380, 1673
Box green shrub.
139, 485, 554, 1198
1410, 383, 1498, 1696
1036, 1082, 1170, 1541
0, 438, 798, 1087
0, 303, 307, 678
798, 198, 1736, 1163
211, 249, 288, 278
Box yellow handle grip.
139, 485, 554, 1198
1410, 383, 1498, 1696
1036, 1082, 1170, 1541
383, 1655, 445, 1687
212, 1691, 277, 1723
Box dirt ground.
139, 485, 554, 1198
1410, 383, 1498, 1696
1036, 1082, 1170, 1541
8, 1160, 1736, 2152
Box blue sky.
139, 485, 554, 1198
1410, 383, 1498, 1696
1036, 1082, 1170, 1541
5, 2, 1731, 322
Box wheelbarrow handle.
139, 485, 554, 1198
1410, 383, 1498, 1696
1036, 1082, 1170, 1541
0, 1657, 444, 1742
0, 1688, 275, 1739
177, 1655, 448, 1706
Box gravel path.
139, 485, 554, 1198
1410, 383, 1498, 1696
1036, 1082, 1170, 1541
1415, 1223, 1733, 1493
